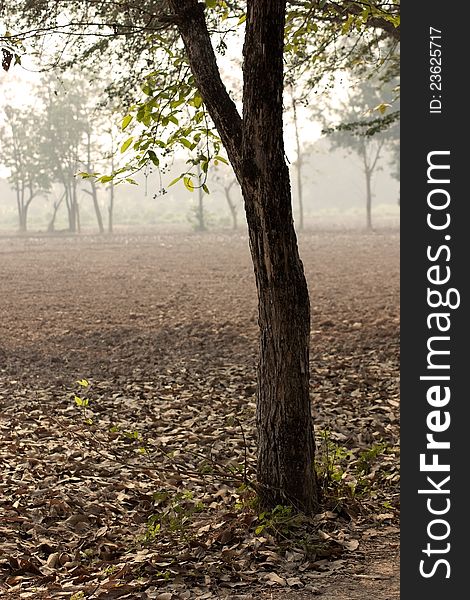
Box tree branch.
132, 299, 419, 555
167, 0, 243, 173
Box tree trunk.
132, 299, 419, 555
108, 181, 114, 234
75, 201, 81, 234
72, 180, 81, 233
64, 184, 76, 232
224, 181, 238, 230
170, 0, 318, 514
292, 97, 304, 231
48, 192, 65, 232
108, 151, 115, 234
18, 206, 27, 232
361, 138, 383, 232
84, 181, 104, 233
194, 164, 206, 231
241, 0, 317, 512
16, 184, 27, 232
86, 131, 104, 233
365, 168, 372, 230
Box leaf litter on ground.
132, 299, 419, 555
0, 231, 399, 598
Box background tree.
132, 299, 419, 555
0, 105, 50, 231
82, 126, 105, 234
39, 72, 112, 233
192, 163, 206, 232
322, 78, 399, 229
40, 83, 86, 232
223, 177, 239, 231
212, 165, 241, 231
288, 88, 306, 231
105, 129, 118, 233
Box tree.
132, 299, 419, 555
106, 130, 117, 234
193, 163, 206, 232
39, 72, 111, 233
83, 127, 105, 234
0, 105, 50, 231
213, 166, 240, 231
47, 190, 66, 233
39, 83, 85, 232
290, 91, 305, 231
322, 79, 399, 230
166, 0, 318, 512
223, 177, 239, 231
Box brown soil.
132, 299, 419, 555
0, 229, 399, 599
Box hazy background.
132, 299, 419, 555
0, 137, 399, 233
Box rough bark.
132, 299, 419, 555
241, 0, 317, 513
169, 0, 318, 513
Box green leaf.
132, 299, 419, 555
375, 102, 391, 114
183, 176, 194, 192
125, 178, 138, 185
341, 14, 355, 35
192, 94, 203, 109
148, 150, 160, 166
121, 115, 132, 130
99, 175, 114, 183
237, 14, 247, 25
76, 378, 89, 387
180, 138, 193, 150
168, 175, 182, 187
170, 97, 185, 109
213, 155, 229, 165
202, 184, 209, 194
74, 396, 89, 407
120, 137, 134, 153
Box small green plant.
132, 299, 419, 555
143, 490, 205, 543
315, 428, 397, 512
101, 564, 119, 576
74, 378, 92, 424
253, 504, 305, 538
356, 442, 388, 475
145, 514, 162, 541
316, 429, 353, 495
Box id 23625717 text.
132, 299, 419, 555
429, 27, 443, 114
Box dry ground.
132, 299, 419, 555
0, 229, 399, 599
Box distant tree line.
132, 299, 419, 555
0, 72, 117, 233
